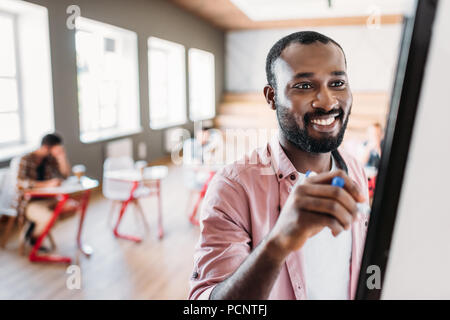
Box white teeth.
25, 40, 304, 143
311, 116, 336, 126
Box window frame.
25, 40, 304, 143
0, 10, 25, 148
75, 17, 141, 144
148, 36, 187, 130
188, 48, 216, 122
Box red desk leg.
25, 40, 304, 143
29, 194, 72, 264
77, 190, 93, 256
189, 171, 215, 226
156, 180, 164, 239
113, 181, 142, 243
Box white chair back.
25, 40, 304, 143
102, 157, 135, 201
0, 156, 22, 217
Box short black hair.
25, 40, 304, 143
41, 133, 63, 147
265, 31, 346, 89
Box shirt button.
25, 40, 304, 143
290, 174, 296, 181
278, 173, 283, 179
191, 272, 199, 279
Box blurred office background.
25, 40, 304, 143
0, 0, 413, 299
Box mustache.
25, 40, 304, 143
304, 108, 344, 123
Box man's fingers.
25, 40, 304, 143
306, 211, 345, 237
300, 184, 359, 219
305, 169, 366, 203
297, 196, 353, 230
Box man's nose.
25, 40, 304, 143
312, 87, 338, 111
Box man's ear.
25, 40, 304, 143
264, 85, 276, 110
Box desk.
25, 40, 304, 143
103, 165, 168, 241
24, 176, 99, 264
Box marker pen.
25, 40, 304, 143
305, 171, 371, 216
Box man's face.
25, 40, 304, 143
272, 42, 352, 153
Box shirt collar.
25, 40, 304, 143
267, 137, 338, 183
267, 138, 299, 183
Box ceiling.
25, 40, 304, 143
230, 0, 414, 21
169, 0, 411, 31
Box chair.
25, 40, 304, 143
0, 156, 21, 248
103, 157, 162, 242
182, 139, 215, 225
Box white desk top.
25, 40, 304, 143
104, 165, 169, 182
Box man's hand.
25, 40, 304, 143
50, 145, 71, 178
51, 145, 67, 161
267, 170, 366, 256
42, 178, 62, 188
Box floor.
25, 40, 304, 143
0, 164, 201, 299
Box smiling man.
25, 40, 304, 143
189, 31, 370, 300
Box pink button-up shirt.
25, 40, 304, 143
189, 139, 370, 300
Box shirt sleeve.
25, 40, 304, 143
17, 155, 32, 189
188, 171, 252, 300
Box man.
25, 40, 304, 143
16, 133, 73, 247
360, 122, 383, 169
189, 31, 370, 300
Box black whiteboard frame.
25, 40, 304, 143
356, 0, 439, 300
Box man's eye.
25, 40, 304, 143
295, 83, 313, 89
330, 80, 345, 87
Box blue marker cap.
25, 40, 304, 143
331, 176, 345, 188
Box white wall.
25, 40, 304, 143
382, 0, 450, 299
226, 24, 403, 92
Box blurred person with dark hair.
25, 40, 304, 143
360, 122, 383, 169
15, 133, 75, 250
358, 123, 384, 201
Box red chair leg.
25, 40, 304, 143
113, 182, 142, 243
189, 171, 216, 226
113, 200, 142, 243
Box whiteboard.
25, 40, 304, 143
382, 0, 450, 299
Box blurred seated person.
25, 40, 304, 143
16, 133, 77, 249
357, 123, 384, 201
183, 126, 222, 193
359, 122, 383, 171
183, 126, 221, 166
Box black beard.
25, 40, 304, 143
276, 102, 350, 153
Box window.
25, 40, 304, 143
75, 17, 140, 143
0, 2, 54, 161
148, 37, 186, 129
188, 48, 215, 121
0, 12, 21, 146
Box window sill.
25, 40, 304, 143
150, 120, 187, 130
189, 114, 216, 122
0, 143, 37, 162
80, 127, 142, 144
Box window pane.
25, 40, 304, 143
0, 14, 16, 77
189, 48, 215, 121
76, 30, 100, 134
148, 37, 186, 129
0, 78, 18, 112
0, 112, 20, 144
149, 49, 169, 122
75, 17, 140, 142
